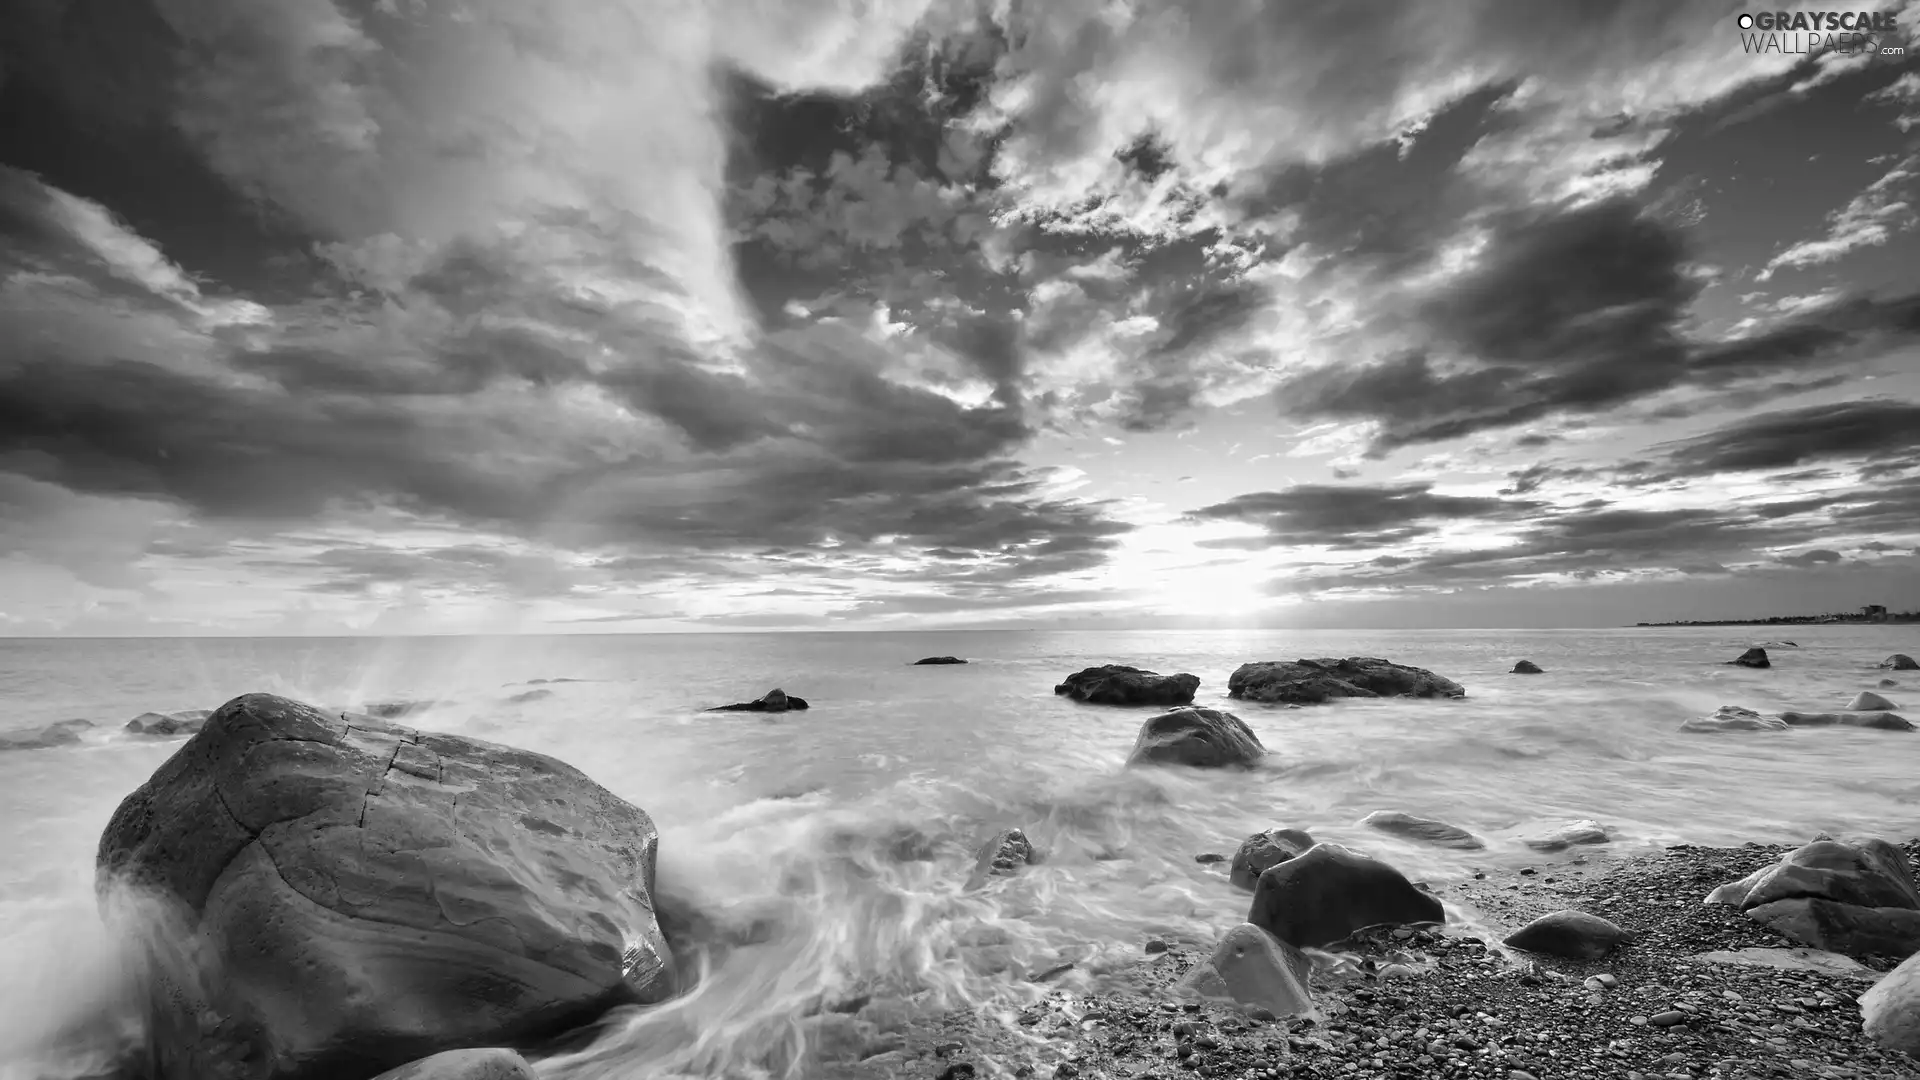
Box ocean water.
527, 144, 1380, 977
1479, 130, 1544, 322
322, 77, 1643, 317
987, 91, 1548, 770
1, 627, 1917, 1078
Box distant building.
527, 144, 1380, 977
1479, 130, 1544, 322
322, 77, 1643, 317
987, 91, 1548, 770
1863, 604, 1889, 621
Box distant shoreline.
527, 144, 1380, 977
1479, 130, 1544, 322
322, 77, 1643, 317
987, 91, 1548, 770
1633, 615, 1920, 627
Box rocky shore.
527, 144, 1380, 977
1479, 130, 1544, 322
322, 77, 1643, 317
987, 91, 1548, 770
849, 841, 1920, 1080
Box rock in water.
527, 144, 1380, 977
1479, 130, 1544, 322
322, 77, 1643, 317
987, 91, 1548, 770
1883, 654, 1919, 671
963, 828, 1037, 891
1522, 819, 1610, 852
1359, 810, 1483, 850
1679, 705, 1789, 733
1780, 710, 1914, 731
1504, 910, 1632, 959
1729, 647, 1770, 668
1883, 679, 1904, 689
913, 656, 967, 665
1862, 950, 1920, 1058
1704, 837, 1920, 956
1247, 843, 1444, 949
1173, 923, 1315, 1018
1849, 691, 1901, 711
0, 718, 92, 751
1125, 707, 1264, 768
1229, 828, 1315, 892
96, 693, 675, 1080
1053, 665, 1200, 706
707, 688, 809, 712
125, 710, 212, 737
1226, 657, 1464, 705
369, 1049, 536, 1080
1510, 660, 1543, 674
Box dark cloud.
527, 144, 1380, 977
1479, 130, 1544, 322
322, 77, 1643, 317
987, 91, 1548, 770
1778, 549, 1843, 568
1187, 482, 1539, 550
1653, 398, 1920, 478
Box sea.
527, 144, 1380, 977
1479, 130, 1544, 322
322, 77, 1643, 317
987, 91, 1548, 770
1, 626, 1916, 1079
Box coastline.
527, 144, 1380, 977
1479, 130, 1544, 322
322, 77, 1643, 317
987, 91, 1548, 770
844, 840, 1920, 1080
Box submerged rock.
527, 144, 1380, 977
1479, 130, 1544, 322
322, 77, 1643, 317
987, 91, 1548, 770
1229, 827, 1315, 892
963, 828, 1038, 891
1504, 910, 1632, 959
913, 656, 967, 665
1862, 949, 1920, 1058
1679, 705, 1788, 733
1125, 707, 1264, 768
1728, 647, 1771, 669
1882, 679, 1904, 689
1247, 843, 1444, 949
1173, 923, 1315, 1018
1053, 665, 1200, 706
708, 688, 810, 712
1522, 819, 1610, 852
1359, 810, 1483, 851
1850, 691, 1902, 711
1510, 660, 1543, 674
125, 710, 212, 737
1883, 654, 1919, 671
1705, 837, 1920, 956
370, 1049, 536, 1080
1227, 657, 1465, 705
1780, 710, 1914, 731
0, 718, 92, 751
97, 692, 675, 1080
506, 688, 553, 704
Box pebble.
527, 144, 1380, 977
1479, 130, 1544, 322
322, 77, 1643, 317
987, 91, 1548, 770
1630, 1015, 1650, 1026
1649, 1011, 1687, 1028
1145, 940, 1169, 955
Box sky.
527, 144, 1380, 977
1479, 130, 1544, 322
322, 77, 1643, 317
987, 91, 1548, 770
1, 0, 1918, 635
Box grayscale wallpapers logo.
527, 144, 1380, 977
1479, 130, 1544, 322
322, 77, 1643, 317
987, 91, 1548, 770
1735, 10, 1908, 56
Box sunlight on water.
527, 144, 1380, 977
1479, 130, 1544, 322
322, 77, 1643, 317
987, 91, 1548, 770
1, 627, 1916, 1077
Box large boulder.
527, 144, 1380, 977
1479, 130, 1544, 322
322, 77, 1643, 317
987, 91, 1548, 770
1125, 707, 1264, 768
1247, 843, 1444, 949
913, 656, 967, 665
1053, 665, 1200, 706
1704, 838, 1920, 957
0, 718, 92, 751
1359, 810, 1483, 851
1679, 705, 1788, 733
1883, 654, 1919, 671
1229, 827, 1315, 892
97, 693, 675, 1080
963, 828, 1038, 891
1510, 660, 1543, 674
1226, 657, 1464, 705
1850, 691, 1902, 711
707, 688, 809, 712
369, 1049, 536, 1080
1504, 910, 1632, 959
126, 710, 212, 737
1729, 647, 1770, 668
1780, 710, 1914, 732
1173, 923, 1314, 1018
1862, 950, 1920, 1058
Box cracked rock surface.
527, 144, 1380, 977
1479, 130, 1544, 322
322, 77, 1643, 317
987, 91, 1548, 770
96, 692, 673, 1080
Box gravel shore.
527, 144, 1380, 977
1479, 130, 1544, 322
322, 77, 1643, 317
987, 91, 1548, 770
844, 839, 1920, 1080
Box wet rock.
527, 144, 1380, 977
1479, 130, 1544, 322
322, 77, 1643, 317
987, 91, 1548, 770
1194, 851, 1227, 863
1503, 910, 1632, 959
369, 1049, 536, 1080
1850, 691, 1901, 711
125, 710, 212, 737
1510, 660, 1543, 674
1705, 837, 1920, 955
1248, 843, 1445, 949
1125, 707, 1264, 768
1686, 947, 1876, 978
1883, 679, 1904, 689
707, 688, 810, 712
505, 689, 553, 704
1521, 819, 1610, 852
1861, 949, 1920, 1057
1679, 705, 1788, 733
1054, 665, 1200, 706
1173, 923, 1315, 1018
1883, 654, 1919, 671
0, 718, 92, 751
1359, 810, 1484, 850
963, 827, 1038, 891
913, 656, 967, 665
1229, 827, 1315, 891
1728, 647, 1771, 669
1780, 710, 1914, 731
1227, 657, 1465, 704
97, 693, 675, 1080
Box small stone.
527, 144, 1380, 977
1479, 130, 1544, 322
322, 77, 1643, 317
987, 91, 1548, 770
1649, 1011, 1687, 1028
936, 1065, 976, 1080
1196, 852, 1227, 864
1146, 940, 1171, 954
1630, 1015, 1650, 1026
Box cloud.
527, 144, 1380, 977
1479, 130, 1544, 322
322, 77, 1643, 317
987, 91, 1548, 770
1778, 548, 1843, 567
1652, 398, 1920, 477
1187, 482, 1539, 550
1759, 151, 1918, 279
